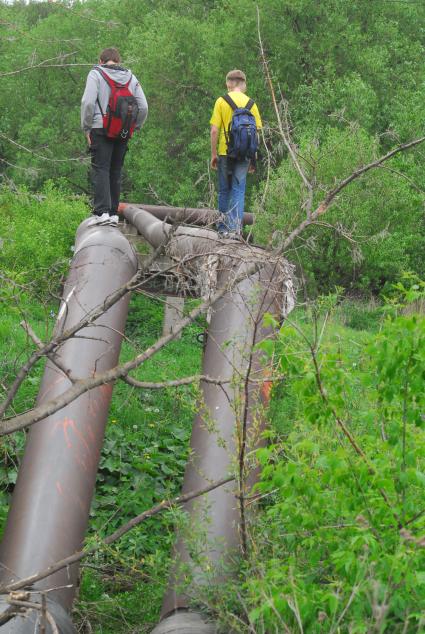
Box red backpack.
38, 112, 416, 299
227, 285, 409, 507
96, 67, 139, 140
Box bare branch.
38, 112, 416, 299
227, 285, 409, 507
0, 232, 176, 419
256, 5, 313, 216
0, 52, 82, 77
0, 63, 95, 78
20, 321, 77, 384
0, 270, 245, 435
280, 135, 425, 253
376, 164, 425, 194
5, 594, 59, 634
121, 374, 230, 389
122, 372, 284, 390
0, 132, 88, 164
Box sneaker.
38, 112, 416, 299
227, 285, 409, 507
217, 230, 230, 238
98, 212, 114, 225
108, 214, 119, 226
86, 213, 107, 226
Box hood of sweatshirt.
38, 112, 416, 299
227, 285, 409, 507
95, 64, 133, 85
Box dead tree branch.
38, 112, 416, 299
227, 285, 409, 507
0, 52, 81, 77
0, 266, 256, 435
122, 374, 231, 389
257, 5, 314, 217
0, 132, 88, 163
279, 135, 425, 253
19, 321, 78, 384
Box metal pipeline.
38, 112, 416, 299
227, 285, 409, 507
158, 262, 284, 626
0, 220, 138, 633
121, 204, 294, 633
119, 203, 254, 227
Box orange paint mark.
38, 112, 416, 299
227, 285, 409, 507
56, 481, 63, 495
118, 202, 127, 214
261, 380, 273, 404
53, 417, 90, 454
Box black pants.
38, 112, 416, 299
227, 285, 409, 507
89, 129, 129, 216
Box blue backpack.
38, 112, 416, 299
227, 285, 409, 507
222, 94, 258, 160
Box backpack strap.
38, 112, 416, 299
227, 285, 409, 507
221, 93, 237, 110
245, 98, 255, 111
94, 66, 132, 117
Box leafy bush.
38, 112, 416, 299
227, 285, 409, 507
0, 184, 87, 298
235, 294, 425, 633
254, 127, 425, 294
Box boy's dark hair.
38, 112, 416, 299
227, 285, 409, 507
99, 47, 121, 64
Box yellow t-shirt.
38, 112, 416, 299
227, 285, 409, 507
210, 91, 263, 156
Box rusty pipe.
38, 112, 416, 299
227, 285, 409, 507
157, 262, 283, 628
0, 220, 138, 633
121, 204, 293, 633
120, 203, 254, 226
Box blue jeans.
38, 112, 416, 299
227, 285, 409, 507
217, 156, 249, 233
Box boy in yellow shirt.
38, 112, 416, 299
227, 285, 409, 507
210, 69, 262, 238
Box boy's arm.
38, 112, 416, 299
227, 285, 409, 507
133, 79, 148, 129
210, 98, 222, 169
81, 70, 100, 143
210, 125, 219, 169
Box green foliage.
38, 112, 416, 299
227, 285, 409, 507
0, 184, 87, 298
254, 126, 424, 293
1, 0, 424, 291
1, 1, 425, 630
231, 296, 425, 633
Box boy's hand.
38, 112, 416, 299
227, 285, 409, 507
86, 132, 91, 146
210, 156, 218, 170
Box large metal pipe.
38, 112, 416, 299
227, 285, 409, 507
121, 204, 294, 633
0, 220, 138, 633
157, 262, 283, 628
120, 203, 254, 226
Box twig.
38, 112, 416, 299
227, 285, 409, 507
20, 321, 77, 384
121, 374, 230, 389
0, 51, 79, 77
257, 5, 313, 216
0, 132, 88, 163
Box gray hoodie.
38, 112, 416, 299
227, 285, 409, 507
81, 64, 148, 133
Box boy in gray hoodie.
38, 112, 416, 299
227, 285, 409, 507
81, 47, 148, 225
